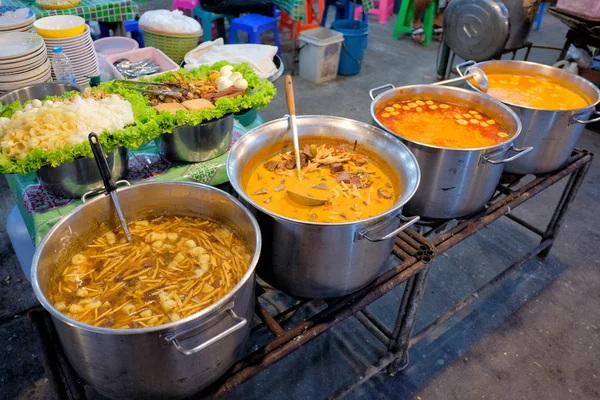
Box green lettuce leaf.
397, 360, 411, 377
0, 61, 276, 175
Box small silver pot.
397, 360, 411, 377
31, 182, 261, 399
157, 114, 234, 162
228, 116, 420, 299
369, 84, 526, 220
461, 60, 600, 174
37, 147, 128, 198
0, 82, 81, 104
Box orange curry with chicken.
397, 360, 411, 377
244, 141, 398, 223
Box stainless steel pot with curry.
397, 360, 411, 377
228, 115, 421, 299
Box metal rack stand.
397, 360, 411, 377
29, 149, 594, 400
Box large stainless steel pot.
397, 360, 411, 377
227, 116, 420, 299
31, 181, 261, 399
461, 60, 600, 174
369, 84, 526, 220
37, 146, 128, 198
157, 113, 234, 162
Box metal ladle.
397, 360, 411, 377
431, 66, 489, 91
88, 133, 133, 242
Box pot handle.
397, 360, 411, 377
455, 60, 477, 77
359, 214, 420, 242
572, 110, 600, 124
164, 303, 247, 356
369, 84, 395, 101
81, 180, 131, 202
483, 146, 533, 165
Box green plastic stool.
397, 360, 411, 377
393, 0, 439, 46
192, 5, 233, 42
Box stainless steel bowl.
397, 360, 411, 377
31, 181, 261, 399
157, 113, 234, 162
37, 147, 129, 198
0, 82, 82, 104
228, 115, 421, 298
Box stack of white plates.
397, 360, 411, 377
0, 6, 35, 33
0, 32, 51, 95
43, 25, 99, 86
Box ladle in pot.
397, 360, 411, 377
284, 76, 328, 207
88, 133, 133, 242
431, 66, 489, 91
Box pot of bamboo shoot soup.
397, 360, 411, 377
227, 116, 421, 299
31, 181, 261, 400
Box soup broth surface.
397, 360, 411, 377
244, 141, 398, 223
48, 216, 251, 329
376, 99, 509, 148
485, 73, 589, 110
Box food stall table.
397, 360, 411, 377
2, 0, 138, 23
4, 121, 247, 276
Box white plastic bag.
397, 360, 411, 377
139, 10, 202, 34
184, 38, 277, 79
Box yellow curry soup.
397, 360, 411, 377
484, 73, 590, 110
376, 99, 509, 149
244, 139, 399, 223
48, 216, 252, 329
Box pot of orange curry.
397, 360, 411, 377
227, 116, 420, 299
31, 181, 261, 399
369, 84, 525, 220
460, 60, 600, 174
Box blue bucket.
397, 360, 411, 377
331, 20, 369, 76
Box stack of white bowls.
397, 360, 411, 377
0, 6, 35, 33
43, 25, 99, 86
0, 32, 51, 95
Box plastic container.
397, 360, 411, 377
93, 36, 140, 56
51, 46, 77, 84
298, 27, 344, 84
331, 20, 369, 76
105, 47, 180, 80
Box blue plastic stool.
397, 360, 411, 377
534, 2, 546, 31
228, 14, 281, 55
192, 5, 232, 42
123, 19, 144, 47
321, 0, 366, 26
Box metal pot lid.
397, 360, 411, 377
443, 0, 510, 62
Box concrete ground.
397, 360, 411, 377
2, 7, 599, 400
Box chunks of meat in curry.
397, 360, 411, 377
248, 142, 397, 223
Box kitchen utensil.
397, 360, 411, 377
31, 181, 261, 399
369, 84, 527, 220
432, 63, 489, 91
115, 58, 161, 78
228, 115, 420, 298
285, 75, 303, 182
114, 79, 182, 98
461, 59, 600, 174
88, 133, 132, 242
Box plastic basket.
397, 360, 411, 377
139, 26, 201, 64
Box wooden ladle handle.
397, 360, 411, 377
285, 75, 296, 115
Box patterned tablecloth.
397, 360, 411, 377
2, 0, 138, 23
5, 121, 246, 245
273, 0, 373, 21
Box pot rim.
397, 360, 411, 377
466, 60, 600, 112
227, 115, 421, 227
370, 84, 523, 152
31, 181, 262, 335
